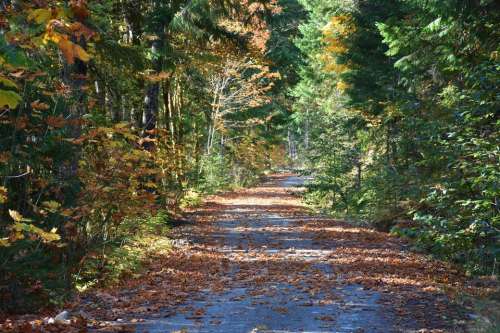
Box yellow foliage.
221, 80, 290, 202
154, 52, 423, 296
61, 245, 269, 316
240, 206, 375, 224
320, 14, 356, 74
0, 186, 7, 204
2, 209, 61, 246
322, 58, 350, 74
44, 31, 91, 64
76, 124, 162, 233
9, 209, 24, 222
38, 16, 94, 64
324, 42, 347, 54
323, 15, 356, 37
27, 9, 52, 24
336, 80, 351, 92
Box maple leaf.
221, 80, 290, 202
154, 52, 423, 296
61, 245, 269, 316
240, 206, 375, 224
44, 31, 91, 64
58, 37, 91, 64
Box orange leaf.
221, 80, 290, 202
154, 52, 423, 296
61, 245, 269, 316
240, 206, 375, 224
31, 100, 50, 110
46, 116, 67, 128
74, 44, 90, 62
68, 22, 95, 41
58, 38, 75, 64
70, 0, 90, 20
55, 36, 91, 64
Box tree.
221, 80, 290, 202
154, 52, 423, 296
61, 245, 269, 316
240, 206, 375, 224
292, 0, 499, 274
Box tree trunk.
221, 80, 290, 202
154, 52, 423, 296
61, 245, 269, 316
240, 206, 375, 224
60, 46, 87, 186
143, 36, 163, 148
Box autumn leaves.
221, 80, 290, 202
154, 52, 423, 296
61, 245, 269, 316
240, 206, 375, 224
28, 4, 95, 65
0, 1, 95, 110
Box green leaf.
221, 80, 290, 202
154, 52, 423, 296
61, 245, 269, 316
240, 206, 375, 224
0, 89, 22, 108
0, 35, 30, 67
42, 200, 61, 212
0, 77, 18, 90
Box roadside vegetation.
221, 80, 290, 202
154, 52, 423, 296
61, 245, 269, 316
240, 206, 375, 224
290, 0, 499, 276
0, 0, 292, 312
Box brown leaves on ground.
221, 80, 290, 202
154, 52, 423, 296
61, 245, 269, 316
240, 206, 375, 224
179, 174, 494, 331
0, 316, 87, 333
1, 174, 497, 332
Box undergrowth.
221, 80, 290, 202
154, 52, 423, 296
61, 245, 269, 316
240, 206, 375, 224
75, 210, 172, 292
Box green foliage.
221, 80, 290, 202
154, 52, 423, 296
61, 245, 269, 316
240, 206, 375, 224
292, 0, 499, 275
75, 210, 172, 291
198, 154, 235, 193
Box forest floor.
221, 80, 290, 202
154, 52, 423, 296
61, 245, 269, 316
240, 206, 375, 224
2, 174, 497, 332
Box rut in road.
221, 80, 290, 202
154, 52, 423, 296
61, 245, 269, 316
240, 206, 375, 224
83, 174, 468, 333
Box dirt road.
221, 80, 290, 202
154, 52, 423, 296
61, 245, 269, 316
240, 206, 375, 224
84, 174, 469, 332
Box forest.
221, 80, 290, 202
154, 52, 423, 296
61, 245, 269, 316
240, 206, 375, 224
0, 0, 498, 328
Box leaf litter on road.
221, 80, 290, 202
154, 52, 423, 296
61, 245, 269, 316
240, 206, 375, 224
1, 174, 497, 333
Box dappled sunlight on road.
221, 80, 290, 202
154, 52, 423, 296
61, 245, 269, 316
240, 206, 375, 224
67, 174, 477, 333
